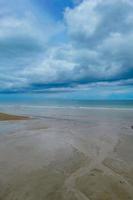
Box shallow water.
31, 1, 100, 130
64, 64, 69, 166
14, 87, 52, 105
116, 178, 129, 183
0, 106, 133, 200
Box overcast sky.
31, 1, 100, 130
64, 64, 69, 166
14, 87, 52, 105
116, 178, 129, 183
0, 0, 133, 99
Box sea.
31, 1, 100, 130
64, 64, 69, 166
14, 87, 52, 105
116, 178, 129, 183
0, 94, 133, 110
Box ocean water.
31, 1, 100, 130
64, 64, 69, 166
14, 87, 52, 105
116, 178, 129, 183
0, 94, 133, 110
0, 94, 133, 109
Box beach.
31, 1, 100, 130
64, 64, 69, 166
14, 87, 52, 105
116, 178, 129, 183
0, 113, 29, 121
0, 106, 133, 200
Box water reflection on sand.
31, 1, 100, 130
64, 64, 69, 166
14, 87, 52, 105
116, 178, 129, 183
0, 107, 133, 200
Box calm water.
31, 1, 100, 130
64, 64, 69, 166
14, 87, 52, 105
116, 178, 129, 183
0, 94, 133, 109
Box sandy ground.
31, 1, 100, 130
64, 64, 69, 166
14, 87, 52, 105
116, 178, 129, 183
0, 108, 133, 200
0, 113, 29, 121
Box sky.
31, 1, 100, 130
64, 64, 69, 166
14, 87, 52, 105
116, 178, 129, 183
0, 0, 133, 99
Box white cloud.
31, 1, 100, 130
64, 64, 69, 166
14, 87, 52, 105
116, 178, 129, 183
65, 0, 101, 39
0, 0, 133, 92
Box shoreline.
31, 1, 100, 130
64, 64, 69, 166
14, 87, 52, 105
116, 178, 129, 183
1, 104, 133, 111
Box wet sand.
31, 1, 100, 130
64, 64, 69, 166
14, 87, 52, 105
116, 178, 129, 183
0, 108, 133, 200
0, 113, 29, 121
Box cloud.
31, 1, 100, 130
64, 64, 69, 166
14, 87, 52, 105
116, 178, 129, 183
0, 0, 65, 91
63, 0, 133, 83
0, 0, 133, 94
